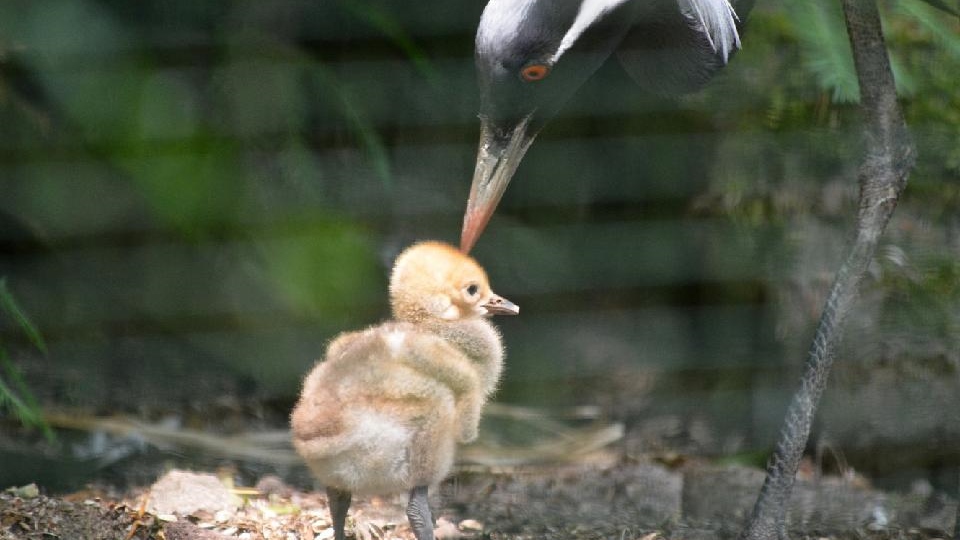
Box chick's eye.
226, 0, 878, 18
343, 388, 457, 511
520, 63, 550, 82
465, 284, 479, 296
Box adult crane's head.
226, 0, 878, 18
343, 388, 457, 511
460, 0, 743, 252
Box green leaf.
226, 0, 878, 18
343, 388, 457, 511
897, 0, 960, 60
0, 279, 47, 354
910, 0, 960, 16
784, 1, 860, 102
0, 357, 55, 442
888, 51, 918, 97
0, 281, 54, 442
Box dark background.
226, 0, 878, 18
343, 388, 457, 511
1, 0, 958, 495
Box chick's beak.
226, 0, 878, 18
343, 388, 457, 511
460, 114, 538, 253
483, 293, 519, 316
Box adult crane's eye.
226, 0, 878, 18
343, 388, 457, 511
520, 63, 550, 82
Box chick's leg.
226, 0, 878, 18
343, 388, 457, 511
326, 486, 352, 540
406, 485, 435, 540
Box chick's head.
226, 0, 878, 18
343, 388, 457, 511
389, 241, 518, 323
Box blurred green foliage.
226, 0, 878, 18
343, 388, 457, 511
0, 0, 957, 451
0, 280, 53, 441
697, 0, 960, 226
261, 219, 382, 317
877, 246, 960, 362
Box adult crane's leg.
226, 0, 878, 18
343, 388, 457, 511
739, 1, 915, 538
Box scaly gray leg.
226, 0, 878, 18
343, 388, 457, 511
738, 1, 914, 539
326, 486, 352, 540
406, 485, 435, 540
954, 469, 958, 540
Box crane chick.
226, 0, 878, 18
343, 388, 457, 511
291, 241, 518, 540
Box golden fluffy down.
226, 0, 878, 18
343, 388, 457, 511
290, 241, 517, 494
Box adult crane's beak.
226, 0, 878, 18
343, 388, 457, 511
460, 114, 537, 253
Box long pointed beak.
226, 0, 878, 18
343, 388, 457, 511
460, 115, 538, 253
483, 293, 519, 316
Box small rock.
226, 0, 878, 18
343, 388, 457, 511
434, 517, 462, 538
458, 519, 483, 532
148, 470, 236, 516
6, 484, 39, 499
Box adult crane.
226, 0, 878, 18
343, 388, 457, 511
460, 0, 747, 253
458, 1, 921, 539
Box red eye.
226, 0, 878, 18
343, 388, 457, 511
520, 63, 550, 82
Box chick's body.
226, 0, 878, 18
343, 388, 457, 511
291, 242, 517, 540
291, 317, 502, 493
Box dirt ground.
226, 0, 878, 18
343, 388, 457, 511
1, 457, 956, 540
